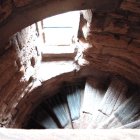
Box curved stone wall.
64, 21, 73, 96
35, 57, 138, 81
0, 0, 140, 128
78, 8, 140, 85
0, 0, 121, 52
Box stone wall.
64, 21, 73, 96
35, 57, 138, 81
0, 23, 41, 127
0, 0, 121, 52
0, 21, 80, 128
0, 0, 140, 128
78, 0, 140, 85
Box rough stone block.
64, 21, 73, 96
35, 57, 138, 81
120, 0, 140, 14
88, 33, 130, 48
13, 0, 32, 7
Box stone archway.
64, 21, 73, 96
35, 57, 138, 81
0, 0, 120, 50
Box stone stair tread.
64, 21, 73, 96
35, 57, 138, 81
33, 107, 58, 129
88, 78, 127, 128
47, 94, 69, 128
59, 92, 73, 129
88, 111, 108, 128
118, 119, 140, 129
66, 85, 82, 121
82, 78, 105, 115
98, 93, 140, 128
114, 93, 140, 126
113, 91, 128, 112
99, 78, 128, 116
79, 113, 93, 129
80, 78, 107, 128
26, 78, 140, 129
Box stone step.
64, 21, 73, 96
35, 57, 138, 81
42, 46, 76, 61
118, 119, 140, 129
82, 78, 105, 115
32, 107, 58, 129
65, 85, 82, 121
59, 92, 73, 129
88, 111, 108, 129
27, 82, 85, 129
26, 78, 139, 129
98, 92, 140, 128
88, 77, 128, 128
98, 77, 128, 116
46, 94, 69, 128
81, 78, 107, 128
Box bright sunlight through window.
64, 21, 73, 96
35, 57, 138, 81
43, 11, 80, 46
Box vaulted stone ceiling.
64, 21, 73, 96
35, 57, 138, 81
0, 0, 140, 128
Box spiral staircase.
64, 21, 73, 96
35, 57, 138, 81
25, 77, 140, 129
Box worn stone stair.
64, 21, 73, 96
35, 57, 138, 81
31, 106, 58, 129
89, 77, 128, 128
98, 92, 140, 129
26, 77, 140, 129
118, 120, 140, 129
80, 78, 107, 128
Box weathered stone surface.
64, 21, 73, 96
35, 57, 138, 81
0, 64, 18, 90
82, 78, 105, 115
66, 85, 82, 121
90, 14, 129, 34
128, 14, 140, 23
98, 93, 140, 128
45, 95, 69, 128
120, 0, 140, 14
0, 0, 140, 129
119, 120, 140, 129
79, 113, 93, 128
9, 72, 79, 128
0, 23, 41, 128
98, 77, 128, 116
0, 0, 13, 23
31, 106, 58, 129
128, 41, 140, 54
13, 0, 32, 7
88, 33, 130, 48
101, 46, 140, 66
0, 72, 23, 127
0, 0, 121, 48
128, 27, 140, 40
103, 18, 129, 34
77, 8, 140, 85
83, 45, 140, 84
0, 47, 17, 74
0, 72, 23, 103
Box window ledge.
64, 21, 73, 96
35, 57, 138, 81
41, 45, 76, 61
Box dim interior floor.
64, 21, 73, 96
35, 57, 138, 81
25, 77, 140, 129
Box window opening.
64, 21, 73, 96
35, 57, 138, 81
40, 11, 80, 60
43, 11, 80, 46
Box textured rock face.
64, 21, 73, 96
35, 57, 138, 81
13, 0, 32, 7
0, 24, 41, 127
78, 1, 140, 85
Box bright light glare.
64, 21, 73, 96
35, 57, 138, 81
43, 11, 80, 46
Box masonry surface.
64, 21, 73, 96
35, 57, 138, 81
0, 0, 139, 129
